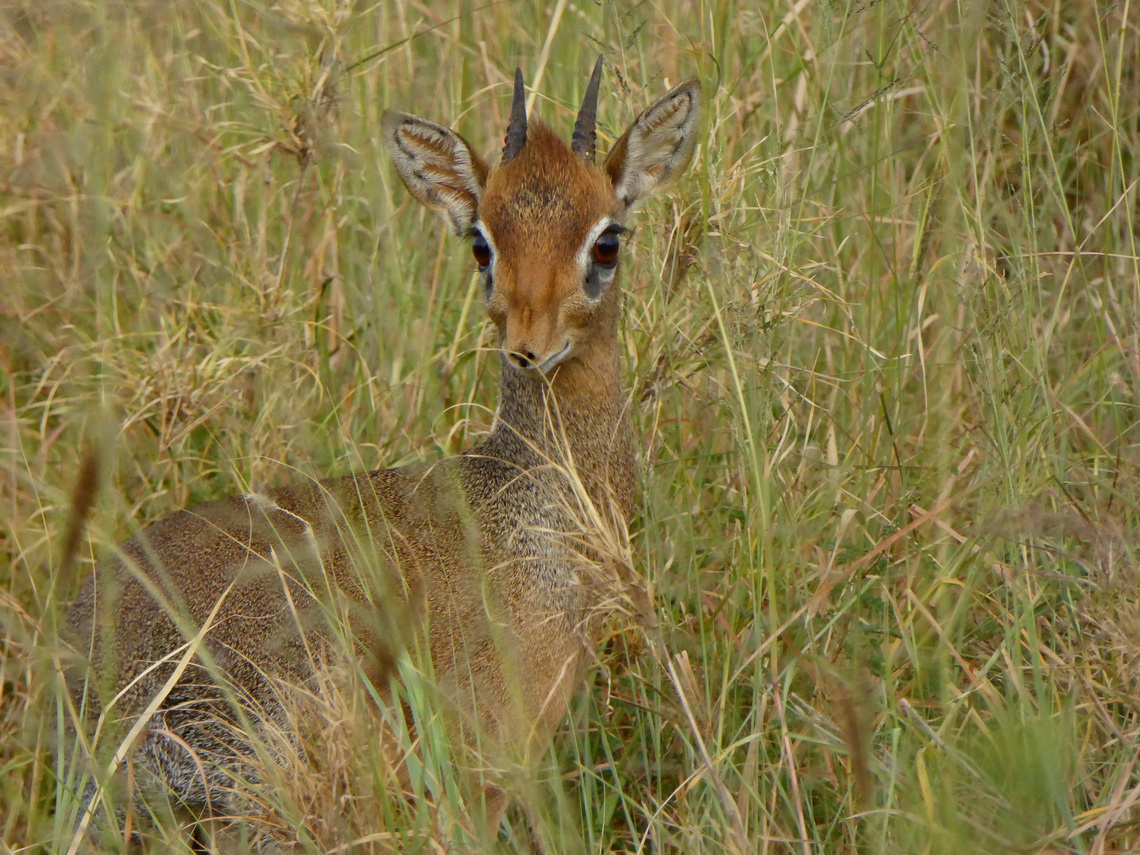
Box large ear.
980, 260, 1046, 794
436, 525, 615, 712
382, 111, 489, 236
604, 79, 702, 213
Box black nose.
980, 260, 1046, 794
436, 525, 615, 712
508, 350, 537, 368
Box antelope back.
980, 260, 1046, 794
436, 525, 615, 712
383, 60, 702, 372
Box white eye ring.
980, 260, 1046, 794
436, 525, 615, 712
576, 218, 616, 273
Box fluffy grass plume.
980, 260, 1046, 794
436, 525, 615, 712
2, 0, 1138, 851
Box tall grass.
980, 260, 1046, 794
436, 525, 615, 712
2, 0, 1137, 851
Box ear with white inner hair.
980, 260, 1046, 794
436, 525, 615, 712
603, 79, 702, 213
382, 111, 489, 236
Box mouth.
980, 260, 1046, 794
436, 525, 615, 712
538, 341, 573, 374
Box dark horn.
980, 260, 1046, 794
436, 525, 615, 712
571, 55, 604, 162
501, 67, 528, 164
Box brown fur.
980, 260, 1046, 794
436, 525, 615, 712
65, 69, 701, 838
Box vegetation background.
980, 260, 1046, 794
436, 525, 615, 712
2, 0, 1137, 851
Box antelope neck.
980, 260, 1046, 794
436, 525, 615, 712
481, 337, 635, 509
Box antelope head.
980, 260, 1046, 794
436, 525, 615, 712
383, 59, 702, 376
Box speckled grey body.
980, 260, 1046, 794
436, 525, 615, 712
66, 356, 636, 813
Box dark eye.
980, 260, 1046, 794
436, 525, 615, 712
592, 232, 620, 268
472, 232, 492, 269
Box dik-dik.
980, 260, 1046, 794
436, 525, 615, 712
66, 59, 701, 841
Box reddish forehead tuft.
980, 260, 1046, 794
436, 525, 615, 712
479, 121, 616, 252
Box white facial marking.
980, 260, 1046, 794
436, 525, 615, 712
473, 219, 500, 292
576, 216, 620, 302
576, 217, 615, 276
539, 341, 573, 374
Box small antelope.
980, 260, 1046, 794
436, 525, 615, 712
66, 59, 701, 842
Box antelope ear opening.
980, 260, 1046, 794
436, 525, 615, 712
604, 79, 702, 213
382, 111, 490, 236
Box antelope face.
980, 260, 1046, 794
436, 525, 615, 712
475, 124, 625, 372
383, 59, 701, 375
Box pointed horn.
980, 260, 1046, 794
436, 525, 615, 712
571, 55, 604, 162
501, 67, 528, 164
